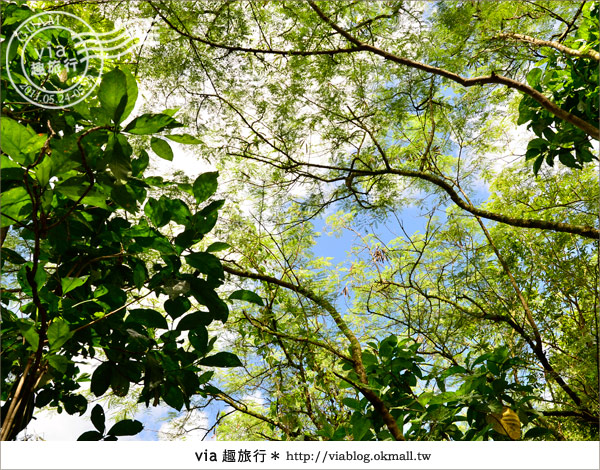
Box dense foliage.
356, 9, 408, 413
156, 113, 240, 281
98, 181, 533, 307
1, 0, 598, 442
1, 2, 244, 441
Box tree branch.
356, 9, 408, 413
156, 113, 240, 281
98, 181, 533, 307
223, 264, 406, 440
307, 1, 599, 140
496, 32, 600, 61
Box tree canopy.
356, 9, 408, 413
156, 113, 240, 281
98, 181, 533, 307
1, 0, 598, 442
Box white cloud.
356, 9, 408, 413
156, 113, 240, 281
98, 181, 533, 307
18, 409, 91, 441
157, 409, 209, 441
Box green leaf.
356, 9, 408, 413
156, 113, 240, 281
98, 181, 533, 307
0, 117, 37, 164
54, 178, 110, 209
185, 252, 224, 287
162, 384, 184, 411
106, 133, 133, 183
206, 242, 230, 253
107, 419, 143, 436
98, 69, 129, 124
123, 113, 183, 135
17, 262, 46, 295
48, 355, 71, 374
188, 326, 209, 354
199, 352, 242, 368
91, 404, 105, 434
171, 200, 193, 226
526, 68, 542, 88
121, 67, 139, 122
33, 156, 53, 187
150, 137, 174, 161
190, 278, 229, 322
229, 289, 264, 306
350, 413, 371, 440
524, 426, 552, 439
1, 247, 28, 264
558, 151, 577, 168
132, 149, 150, 177
165, 133, 202, 144
164, 296, 191, 319
61, 276, 89, 294
91, 362, 112, 397
77, 431, 103, 441
110, 369, 130, 397
64, 394, 88, 415
532, 154, 545, 175
0, 186, 32, 227
126, 308, 168, 329
132, 262, 147, 290
17, 322, 39, 351
177, 313, 211, 330
342, 397, 363, 411
192, 172, 219, 204
144, 197, 170, 227
189, 199, 224, 236
111, 184, 138, 214
47, 319, 73, 351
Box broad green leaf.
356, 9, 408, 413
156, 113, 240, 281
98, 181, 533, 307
1, 247, 27, 264
189, 199, 224, 236
111, 184, 138, 213
185, 252, 224, 287
98, 68, 128, 124
162, 384, 184, 411
126, 308, 168, 329
106, 133, 133, 183
121, 67, 139, 122
190, 278, 229, 322
150, 137, 173, 161
0, 186, 31, 227
132, 149, 150, 177
110, 369, 130, 397
55, 179, 110, 209
17, 262, 47, 295
177, 313, 211, 330
144, 197, 170, 227
107, 419, 143, 436
77, 431, 103, 441
61, 275, 89, 294
228, 289, 264, 306
168, 199, 192, 225
123, 113, 183, 135
188, 327, 209, 355
47, 319, 73, 351
342, 397, 363, 411
17, 321, 39, 351
91, 362, 112, 397
33, 156, 53, 187
48, 355, 71, 373
165, 133, 202, 144
526, 68, 542, 87
206, 242, 230, 253
91, 404, 105, 434
192, 172, 219, 204
199, 352, 242, 368
350, 413, 371, 440
532, 154, 545, 175
64, 394, 88, 415
164, 296, 191, 319
0, 117, 36, 164
524, 426, 552, 439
